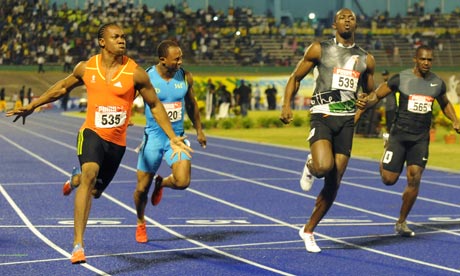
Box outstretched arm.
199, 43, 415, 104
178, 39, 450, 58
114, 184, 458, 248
6, 62, 85, 124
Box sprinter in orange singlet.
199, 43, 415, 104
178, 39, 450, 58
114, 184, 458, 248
6, 23, 192, 264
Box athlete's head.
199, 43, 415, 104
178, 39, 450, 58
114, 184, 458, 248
413, 45, 433, 76
333, 8, 357, 40
97, 23, 126, 55
157, 40, 183, 74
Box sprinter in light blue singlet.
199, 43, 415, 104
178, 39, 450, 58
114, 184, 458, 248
134, 40, 206, 243
140, 65, 189, 169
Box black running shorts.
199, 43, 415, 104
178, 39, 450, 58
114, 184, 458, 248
308, 113, 355, 157
76, 128, 126, 186
381, 128, 430, 173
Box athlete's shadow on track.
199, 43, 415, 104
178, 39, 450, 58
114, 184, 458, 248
108, 251, 233, 275
151, 229, 260, 243
106, 229, 259, 274
328, 221, 460, 250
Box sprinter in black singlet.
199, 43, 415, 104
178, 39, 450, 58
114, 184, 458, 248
356, 45, 460, 237
280, 8, 376, 253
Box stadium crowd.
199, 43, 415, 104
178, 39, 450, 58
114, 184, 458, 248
0, 0, 271, 67
2, 0, 460, 68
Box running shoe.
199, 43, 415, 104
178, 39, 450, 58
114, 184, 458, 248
298, 227, 321, 253
151, 174, 164, 206
70, 243, 86, 264
136, 222, 148, 243
63, 167, 81, 196
299, 154, 314, 191
395, 221, 415, 237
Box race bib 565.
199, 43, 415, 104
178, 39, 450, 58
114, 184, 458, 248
407, 94, 434, 114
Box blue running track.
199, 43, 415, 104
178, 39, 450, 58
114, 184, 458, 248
1, 111, 460, 275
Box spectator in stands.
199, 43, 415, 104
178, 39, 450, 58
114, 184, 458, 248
64, 53, 73, 73
236, 79, 251, 117
216, 84, 232, 119
205, 78, 217, 119
392, 45, 400, 64
253, 83, 261, 110
61, 92, 69, 111
280, 8, 376, 253
19, 85, 25, 106
265, 84, 277, 110
37, 55, 45, 73
233, 80, 241, 113
381, 70, 396, 133
27, 88, 33, 105
12, 92, 21, 109
0, 88, 6, 112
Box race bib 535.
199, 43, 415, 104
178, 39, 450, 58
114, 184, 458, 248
95, 106, 127, 128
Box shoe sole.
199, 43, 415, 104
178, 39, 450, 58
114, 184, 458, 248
136, 237, 148, 243
151, 176, 164, 206
136, 230, 148, 243
63, 181, 72, 196
71, 259, 86, 264
396, 231, 415, 237
300, 167, 314, 191
298, 228, 321, 253
300, 154, 314, 191
71, 251, 86, 264
63, 167, 81, 196
395, 224, 415, 237
151, 187, 163, 206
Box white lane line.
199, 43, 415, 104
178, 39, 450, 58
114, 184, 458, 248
187, 184, 460, 274
1, 120, 142, 153
2, 123, 460, 273
3, 227, 460, 267
0, 184, 109, 275
198, 134, 460, 173
122, 160, 460, 273
102, 193, 294, 275
0, 135, 293, 276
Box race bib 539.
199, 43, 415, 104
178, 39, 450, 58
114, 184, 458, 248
331, 67, 360, 92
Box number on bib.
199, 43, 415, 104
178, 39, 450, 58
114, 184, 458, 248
407, 94, 433, 114
331, 67, 360, 92
95, 108, 127, 128
163, 102, 183, 122
382, 150, 393, 164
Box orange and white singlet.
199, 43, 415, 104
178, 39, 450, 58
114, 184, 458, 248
81, 54, 137, 146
